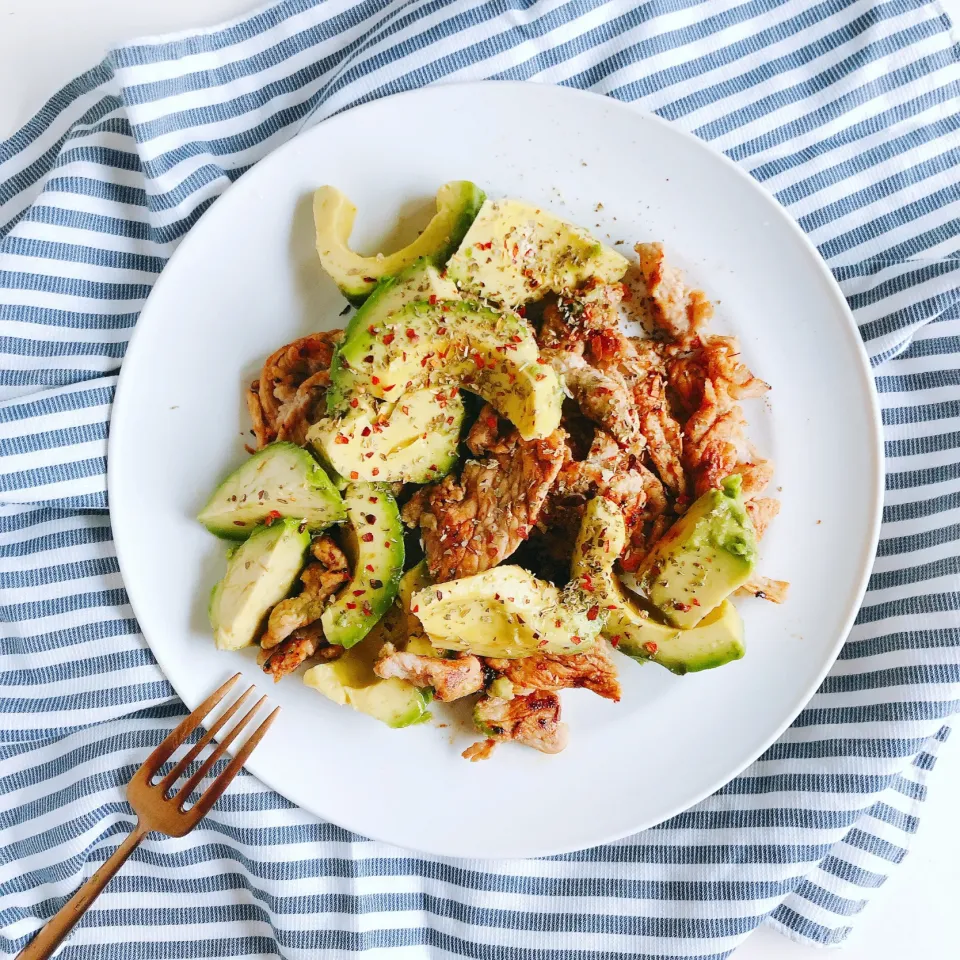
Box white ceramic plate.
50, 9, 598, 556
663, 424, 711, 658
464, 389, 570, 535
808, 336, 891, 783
109, 82, 882, 859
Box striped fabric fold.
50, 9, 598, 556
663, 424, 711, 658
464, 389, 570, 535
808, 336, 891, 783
1, 0, 959, 956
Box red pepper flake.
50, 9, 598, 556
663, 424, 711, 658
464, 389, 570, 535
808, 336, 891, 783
435, 590, 443, 601
429, 464, 438, 471
384, 541, 391, 548
368, 496, 379, 503
673, 601, 691, 612
406, 328, 417, 340
362, 602, 372, 617
517, 306, 526, 317
363, 355, 374, 364
370, 579, 383, 589
383, 332, 395, 345
437, 326, 447, 335
446, 416, 455, 425
586, 605, 599, 621
449, 387, 458, 398
371, 376, 380, 385
692, 598, 701, 606
335, 434, 349, 445
538, 638, 549, 648
401, 405, 410, 416
644, 641, 659, 655
428, 294, 438, 306
528, 278, 540, 289
610, 636, 621, 647
571, 636, 581, 645
473, 354, 486, 369
367, 325, 376, 335
353, 589, 366, 597
361, 532, 374, 542
620, 282, 633, 302
486, 414, 498, 430
365, 563, 375, 572
346, 602, 357, 610
349, 397, 360, 409
372, 468, 380, 476
360, 426, 372, 438
263, 509, 282, 526
411, 604, 419, 614
350, 471, 359, 480
382, 384, 395, 391
365, 514, 376, 524
233, 520, 246, 527
363, 276, 377, 283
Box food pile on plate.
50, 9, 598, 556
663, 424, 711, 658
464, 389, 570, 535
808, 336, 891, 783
196, 181, 787, 760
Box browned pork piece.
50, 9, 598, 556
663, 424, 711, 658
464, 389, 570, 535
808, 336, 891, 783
538, 279, 623, 350
402, 407, 566, 583
246, 330, 342, 448
485, 642, 621, 702
374, 644, 485, 701
260, 622, 344, 682
634, 242, 713, 342
465, 691, 568, 760
258, 537, 350, 680
737, 576, 790, 604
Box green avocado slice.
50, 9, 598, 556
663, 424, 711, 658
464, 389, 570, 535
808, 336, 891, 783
571, 496, 745, 674
208, 518, 310, 651
197, 442, 345, 539
632, 475, 756, 628
314, 181, 485, 305
412, 565, 602, 658
331, 300, 563, 441
320, 482, 404, 648
307, 388, 464, 485
446, 197, 629, 306
325, 260, 459, 413
303, 633, 432, 728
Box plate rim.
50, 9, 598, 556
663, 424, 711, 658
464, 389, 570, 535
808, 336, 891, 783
108, 80, 885, 858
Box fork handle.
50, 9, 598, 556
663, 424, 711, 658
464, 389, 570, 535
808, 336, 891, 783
17, 822, 149, 960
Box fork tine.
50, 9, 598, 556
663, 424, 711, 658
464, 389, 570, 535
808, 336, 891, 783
187, 707, 281, 822
173, 695, 268, 806
140, 673, 240, 775
159, 685, 255, 794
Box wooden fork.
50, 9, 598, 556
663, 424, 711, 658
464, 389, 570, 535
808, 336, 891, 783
17, 674, 278, 960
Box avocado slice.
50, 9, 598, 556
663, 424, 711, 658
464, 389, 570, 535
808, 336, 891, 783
412, 565, 602, 658
197, 442, 345, 540
307, 388, 464, 485
314, 181, 485, 305
331, 299, 563, 441
632, 475, 757, 628
571, 496, 745, 674
446, 198, 629, 306
320, 482, 404, 648
208, 518, 310, 651
325, 260, 460, 412
303, 636, 432, 728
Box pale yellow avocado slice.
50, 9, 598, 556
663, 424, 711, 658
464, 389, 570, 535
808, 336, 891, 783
632, 475, 756, 628
332, 299, 563, 441
314, 182, 485, 305
571, 496, 745, 674
412, 565, 601, 658
446, 198, 629, 306
303, 634, 431, 728
307, 388, 464, 485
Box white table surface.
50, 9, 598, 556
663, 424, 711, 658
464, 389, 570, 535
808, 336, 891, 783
2, 0, 958, 956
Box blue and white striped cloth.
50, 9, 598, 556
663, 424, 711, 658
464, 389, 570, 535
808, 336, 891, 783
2, 0, 959, 956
